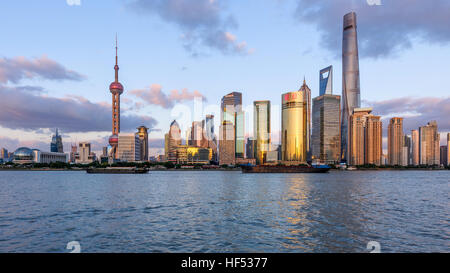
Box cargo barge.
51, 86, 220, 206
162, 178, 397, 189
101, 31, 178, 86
241, 165, 331, 173
86, 167, 148, 174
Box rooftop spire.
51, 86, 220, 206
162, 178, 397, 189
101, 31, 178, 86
115, 34, 119, 83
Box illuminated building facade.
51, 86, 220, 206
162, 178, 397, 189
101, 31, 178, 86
136, 126, 149, 162
348, 108, 382, 166
220, 92, 244, 160
281, 88, 308, 164
117, 134, 141, 162
299, 79, 311, 160
388, 117, 404, 166
341, 12, 361, 163
312, 95, 341, 164
411, 130, 420, 166
253, 101, 271, 165
166, 120, 182, 163
419, 121, 440, 165
175, 146, 212, 165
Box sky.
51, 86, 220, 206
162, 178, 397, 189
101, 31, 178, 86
0, 0, 449, 156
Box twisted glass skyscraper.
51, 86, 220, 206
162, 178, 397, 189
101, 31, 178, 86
341, 12, 361, 163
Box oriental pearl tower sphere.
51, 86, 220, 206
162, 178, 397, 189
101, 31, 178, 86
108, 37, 124, 159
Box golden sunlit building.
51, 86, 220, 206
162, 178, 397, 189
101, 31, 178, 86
281, 87, 308, 164
388, 117, 404, 166
176, 146, 212, 165
419, 121, 440, 165
253, 101, 271, 165
348, 108, 382, 166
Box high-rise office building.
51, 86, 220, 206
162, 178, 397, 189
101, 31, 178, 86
69, 144, 77, 163
448, 133, 450, 166
164, 133, 169, 160
388, 117, 404, 166
117, 134, 141, 162
319, 66, 333, 96
246, 138, 256, 159
403, 135, 412, 166
75, 142, 95, 164
411, 130, 419, 166
167, 120, 182, 163
50, 128, 63, 153
108, 37, 124, 160
440, 146, 448, 166
348, 108, 382, 166
219, 121, 235, 165
299, 79, 312, 161
312, 66, 341, 164
190, 121, 204, 147
220, 92, 244, 161
1, 148, 8, 159
419, 121, 440, 165
341, 12, 361, 163
253, 101, 271, 165
281, 88, 308, 164
136, 126, 149, 161
205, 115, 215, 142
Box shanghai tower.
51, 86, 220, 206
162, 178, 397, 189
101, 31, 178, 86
341, 12, 361, 163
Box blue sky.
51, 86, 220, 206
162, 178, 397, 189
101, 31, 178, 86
0, 0, 449, 155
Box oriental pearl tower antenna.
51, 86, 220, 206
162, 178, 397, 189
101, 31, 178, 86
108, 35, 124, 160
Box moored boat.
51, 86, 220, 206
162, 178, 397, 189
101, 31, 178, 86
241, 165, 331, 173
86, 167, 148, 174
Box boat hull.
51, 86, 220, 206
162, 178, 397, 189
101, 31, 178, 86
242, 165, 330, 173
86, 168, 148, 174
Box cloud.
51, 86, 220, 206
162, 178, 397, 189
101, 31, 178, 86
128, 0, 252, 56
0, 85, 157, 133
294, 0, 450, 58
365, 96, 450, 132
66, 0, 81, 6
0, 55, 85, 84
129, 84, 206, 109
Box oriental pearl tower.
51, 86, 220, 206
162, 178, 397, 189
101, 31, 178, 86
108, 37, 124, 160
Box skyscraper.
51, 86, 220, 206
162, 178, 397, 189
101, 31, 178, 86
50, 128, 63, 153
281, 88, 308, 164
348, 108, 382, 166
312, 66, 341, 164
108, 37, 124, 160
253, 101, 271, 165
117, 134, 141, 162
388, 117, 404, 166
440, 146, 448, 166
365, 115, 383, 166
299, 79, 312, 161
190, 121, 204, 147
205, 115, 215, 142
219, 121, 235, 165
220, 92, 244, 162
246, 138, 256, 159
419, 121, 440, 165
167, 120, 182, 163
341, 12, 361, 163
403, 135, 412, 166
136, 126, 149, 162
411, 130, 420, 166
448, 133, 450, 166
319, 66, 333, 96
1, 148, 8, 159
70, 144, 77, 163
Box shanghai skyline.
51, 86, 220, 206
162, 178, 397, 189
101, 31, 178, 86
0, 0, 449, 157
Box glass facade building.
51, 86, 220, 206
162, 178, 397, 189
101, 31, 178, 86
312, 94, 341, 164
341, 12, 361, 163
253, 101, 271, 165
281, 90, 308, 163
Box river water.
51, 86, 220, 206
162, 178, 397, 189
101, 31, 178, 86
0, 170, 448, 253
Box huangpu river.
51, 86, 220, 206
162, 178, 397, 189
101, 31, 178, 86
0, 170, 448, 253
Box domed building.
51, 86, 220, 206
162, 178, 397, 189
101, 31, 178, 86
13, 147, 68, 164
13, 147, 37, 164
